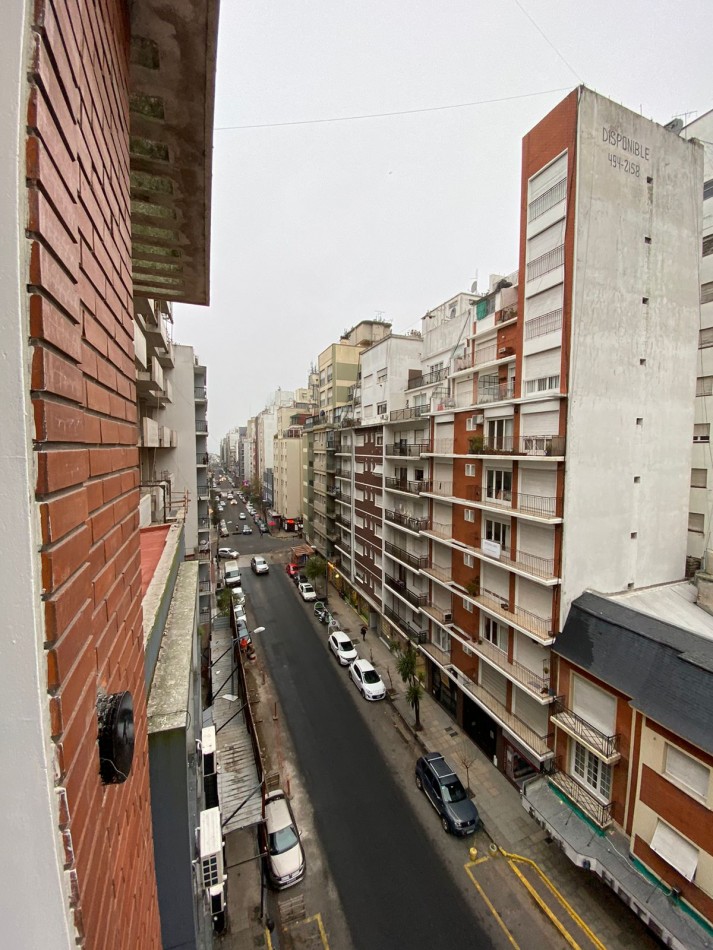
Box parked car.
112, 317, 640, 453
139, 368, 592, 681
233, 603, 247, 623
242, 525, 253, 535
293, 572, 308, 587
251, 556, 269, 575
298, 582, 317, 602
328, 631, 357, 666
415, 753, 479, 836
218, 547, 239, 559
285, 563, 300, 579
231, 585, 246, 606
239, 512, 246, 520
262, 790, 305, 889
348, 659, 386, 701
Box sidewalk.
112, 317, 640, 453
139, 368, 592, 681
331, 598, 658, 950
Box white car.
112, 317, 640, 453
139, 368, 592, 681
263, 790, 305, 889
298, 582, 317, 602
239, 512, 246, 520
242, 525, 253, 535
328, 631, 357, 666
349, 658, 386, 701
218, 547, 239, 559
233, 603, 247, 623
251, 556, 269, 575
231, 585, 246, 606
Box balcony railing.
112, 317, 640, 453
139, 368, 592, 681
384, 540, 428, 571
474, 638, 551, 699
474, 342, 498, 367
385, 442, 429, 457
194, 386, 207, 400
468, 434, 565, 457
548, 767, 613, 828
472, 586, 554, 643
383, 604, 428, 643
389, 406, 430, 422
422, 563, 453, 584
446, 665, 553, 759
384, 477, 429, 495
423, 521, 452, 540
335, 537, 352, 555
199, 580, 212, 593
421, 603, 453, 626
335, 512, 352, 529
195, 420, 208, 433
196, 453, 209, 465
476, 380, 515, 405
385, 573, 428, 608
551, 699, 620, 762
526, 243, 564, 282
385, 509, 429, 533
407, 367, 448, 391
196, 484, 210, 500
477, 544, 556, 581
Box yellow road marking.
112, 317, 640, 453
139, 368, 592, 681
499, 848, 607, 950
288, 911, 330, 949
265, 926, 274, 949
464, 861, 521, 949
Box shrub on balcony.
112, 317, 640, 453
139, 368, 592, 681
468, 435, 484, 454
465, 578, 480, 597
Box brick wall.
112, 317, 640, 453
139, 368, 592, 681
27, 1, 160, 946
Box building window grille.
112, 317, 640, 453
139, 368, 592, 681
528, 176, 567, 221
524, 308, 563, 341
526, 244, 564, 281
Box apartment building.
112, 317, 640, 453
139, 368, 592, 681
0, 1, 219, 945
683, 111, 713, 572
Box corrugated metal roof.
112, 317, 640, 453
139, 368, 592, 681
555, 592, 713, 756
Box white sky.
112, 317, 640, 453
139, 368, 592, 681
173, 0, 712, 447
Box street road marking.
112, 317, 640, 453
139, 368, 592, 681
464, 859, 521, 949
284, 911, 331, 949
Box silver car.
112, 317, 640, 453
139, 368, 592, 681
263, 790, 305, 889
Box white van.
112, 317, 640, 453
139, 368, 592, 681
224, 560, 242, 588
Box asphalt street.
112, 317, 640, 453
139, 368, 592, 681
244, 565, 498, 950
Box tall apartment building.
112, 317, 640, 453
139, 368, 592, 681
683, 111, 713, 572
0, 2, 219, 946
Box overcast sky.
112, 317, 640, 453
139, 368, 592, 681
173, 0, 712, 448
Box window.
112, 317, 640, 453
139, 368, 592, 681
463, 553, 474, 567
703, 233, 713, 258
696, 375, 713, 396
375, 434, 383, 446
464, 509, 475, 523
689, 512, 705, 533
665, 744, 710, 800
486, 469, 512, 502
704, 178, 713, 201
377, 369, 387, 384
691, 468, 708, 489
377, 402, 387, 415
466, 416, 478, 431
465, 463, 476, 476
572, 742, 612, 801
694, 423, 710, 443
699, 327, 713, 349
702, 282, 713, 306
462, 598, 473, 613
485, 518, 509, 547
650, 820, 699, 882
482, 616, 505, 650
525, 374, 560, 395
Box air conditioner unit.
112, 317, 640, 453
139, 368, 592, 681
202, 726, 219, 808
198, 807, 225, 892
475, 414, 484, 424
380, 413, 388, 421
443, 612, 453, 624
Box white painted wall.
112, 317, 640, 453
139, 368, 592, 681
0, 3, 75, 944
561, 91, 703, 619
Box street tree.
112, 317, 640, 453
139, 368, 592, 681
304, 555, 327, 598
395, 641, 425, 731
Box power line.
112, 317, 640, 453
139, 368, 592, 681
214, 86, 572, 132
511, 0, 581, 83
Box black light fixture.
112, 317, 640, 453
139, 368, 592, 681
97, 691, 135, 785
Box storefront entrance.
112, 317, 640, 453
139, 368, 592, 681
463, 695, 497, 761
431, 667, 457, 717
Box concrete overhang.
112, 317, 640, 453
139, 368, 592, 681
129, 0, 220, 305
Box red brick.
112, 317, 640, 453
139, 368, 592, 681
39, 484, 88, 544
85, 378, 111, 415
88, 501, 117, 544
82, 309, 109, 357
43, 562, 91, 641
36, 447, 89, 493
85, 478, 104, 513
29, 241, 79, 322
31, 345, 83, 402
30, 35, 78, 162
95, 355, 118, 391
29, 294, 82, 359
41, 522, 90, 589
101, 473, 124, 503
46, 598, 93, 690
33, 396, 86, 443
27, 187, 78, 278
79, 339, 97, 379
92, 555, 116, 608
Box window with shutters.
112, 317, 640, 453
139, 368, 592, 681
691, 468, 707, 489
704, 178, 713, 201
665, 744, 709, 800
572, 742, 612, 801
688, 512, 705, 533
703, 233, 713, 258
699, 327, 713, 349
525, 374, 560, 395
701, 282, 713, 305
696, 376, 713, 396
650, 821, 699, 882
694, 423, 710, 443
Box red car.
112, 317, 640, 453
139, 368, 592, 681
285, 563, 300, 579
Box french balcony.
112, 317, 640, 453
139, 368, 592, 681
384, 540, 428, 571
385, 509, 429, 533
407, 366, 448, 391
383, 604, 428, 644
550, 699, 621, 763
384, 476, 429, 495
445, 665, 553, 761
389, 406, 430, 423
385, 573, 428, 608
385, 442, 429, 457
548, 767, 614, 828
472, 586, 555, 644
421, 562, 454, 585
473, 638, 553, 702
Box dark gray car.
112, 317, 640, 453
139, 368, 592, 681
415, 753, 479, 835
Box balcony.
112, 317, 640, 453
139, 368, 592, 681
195, 420, 208, 433
476, 380, 515, 406
468, 434, 565, 457
407, 366, 448, 391
383, 604, 428, 644
384, 476, 429, 495
196, 452, 209, 466
472, 586, 554, 644
385, 509, 429, 533
421, 603, 453, 626
421, 640, 451, 666
548, 767, 613, 828
335, 466, 352, 479
385, 442, 429, 457
335, 537, 352, 556
385, 573, 428, 608
194, 386, 207, 401
384, 540, 428, 571
196, 483, 210, 501
421, 563, 453, 585
551, 699, 620, 763
477, 543, 556, 582
335, 511, 352, 530
389, 406, 430, 423
198, 580, 211, 594
474, 638, 552, 702
445, 665, 553, 761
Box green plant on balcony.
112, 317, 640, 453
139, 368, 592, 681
468, 435, 484, 454
465, 577, 480, 597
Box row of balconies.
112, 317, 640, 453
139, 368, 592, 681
424, 433, 565, 458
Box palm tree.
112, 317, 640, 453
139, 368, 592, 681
396, 641, 425, 730
304, 555, 328, 599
